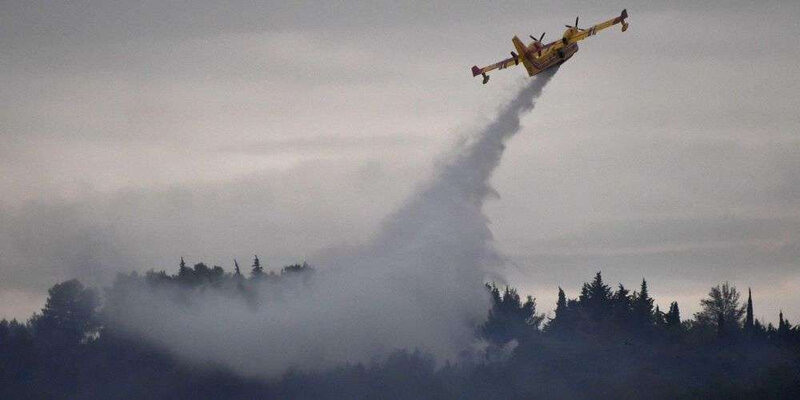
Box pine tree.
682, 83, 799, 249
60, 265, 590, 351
30, 280, 100, 347
579, 284, 589, 304
251, 255, 264, 278
611, 283, 632, 324
234, 259, 241, 276
695, 282, 745, 333
589, 272, 612, 303
580, 272, 612, 320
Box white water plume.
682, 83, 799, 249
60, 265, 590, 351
105, 69, 558, 377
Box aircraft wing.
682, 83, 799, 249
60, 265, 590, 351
477, 56, 520, 75
471, 51, 525, 83
550, 9, 629, 52
571, 9, 629, 42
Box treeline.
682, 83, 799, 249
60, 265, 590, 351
484, 273, 799, 345
1, 259, 799, 399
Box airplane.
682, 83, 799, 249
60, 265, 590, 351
471, 9, 629, 84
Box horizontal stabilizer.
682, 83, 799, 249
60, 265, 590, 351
471, 65, 482, 77
620, 9, 629, 31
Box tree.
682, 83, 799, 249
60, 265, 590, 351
654, 305, 666, 327
717, 311, 726, 338
555, 287, 567, 319
694, 282, 745, 333
481, 284, 543, 345
0, 319, 7, 343
546, 287, 570, 332
753, 318, 766, 336
282, 262, 312, 275
665, 302, 681, 328
30, 280, 99, 347
176, 257, 198, 284
611, 283, 632, 324
778, 310, 790, 337
251, 255, 264, 278
234, 259, 241, 276
194, 262, 209, 277
178, 257, 189, 276
580, 272, 612, 320
745, 288, 754, 333
631, 279, 654, 328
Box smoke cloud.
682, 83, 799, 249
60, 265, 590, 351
105, 69, 558, 377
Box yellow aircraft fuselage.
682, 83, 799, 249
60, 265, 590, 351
472, 9, 629, 84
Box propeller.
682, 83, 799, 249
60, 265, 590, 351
529, 32, 546, 43
565, 16, 583, 31
529, 32, 546, 56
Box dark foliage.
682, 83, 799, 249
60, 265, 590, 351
1, 264, 799, 399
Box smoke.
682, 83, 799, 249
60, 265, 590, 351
105, 69, 558, 378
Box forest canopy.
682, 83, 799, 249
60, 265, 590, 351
1, 259, 799, 399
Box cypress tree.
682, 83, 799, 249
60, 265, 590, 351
778, 310, 789, 337
547, 287, 569, 332
745, 288, 754, 332
234, 259, 241, 276
555, 287, 567, 320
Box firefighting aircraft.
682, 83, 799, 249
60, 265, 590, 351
471, 9, 629, 84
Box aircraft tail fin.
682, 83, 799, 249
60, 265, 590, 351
512, 36, 536, 76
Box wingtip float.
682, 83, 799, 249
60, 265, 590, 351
471, 9, 629, 84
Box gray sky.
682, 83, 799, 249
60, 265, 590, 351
1, 1, 799, 323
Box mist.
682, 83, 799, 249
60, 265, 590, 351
103, 70, 558, 377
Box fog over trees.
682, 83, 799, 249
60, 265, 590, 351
1, 260, 799, 399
